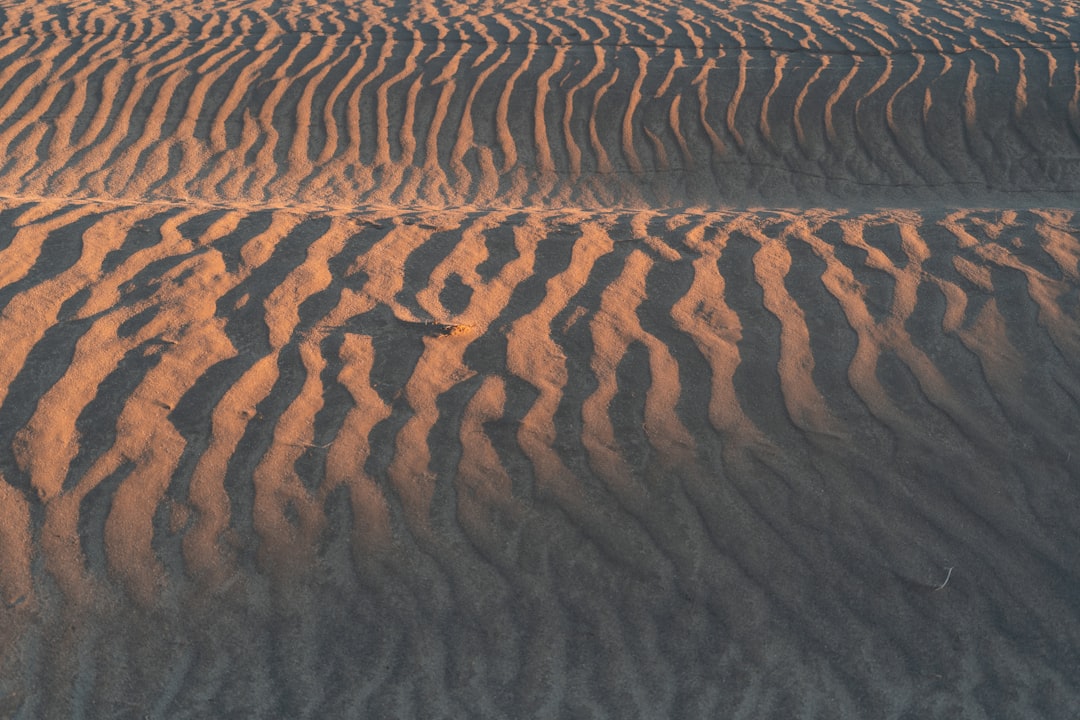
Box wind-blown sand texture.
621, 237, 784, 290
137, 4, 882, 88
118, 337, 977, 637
1, 1, 1079, 717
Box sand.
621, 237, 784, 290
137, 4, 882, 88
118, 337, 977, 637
1, 0, 1079, 717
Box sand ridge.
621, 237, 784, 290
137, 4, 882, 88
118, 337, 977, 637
0, 1, 1078, 208
1, 198, 1079, 715
0, 0, 1079, 717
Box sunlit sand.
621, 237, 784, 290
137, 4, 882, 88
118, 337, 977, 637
1, 1, 1078, 717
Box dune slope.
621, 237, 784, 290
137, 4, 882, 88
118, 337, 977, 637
0, 1, 1079, 717
0, 0, 1078, 207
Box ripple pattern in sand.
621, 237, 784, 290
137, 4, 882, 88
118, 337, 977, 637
0, 1, 1078, 207
1, 200, 1079, 716
3, 0, 1080, 716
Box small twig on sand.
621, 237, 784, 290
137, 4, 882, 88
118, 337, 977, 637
2, 594, 27, 609
933, 566, 954, 591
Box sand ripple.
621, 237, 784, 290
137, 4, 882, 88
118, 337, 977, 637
0, 1, 1078, 207
1, 199, 1078, 715
1, 0, 1079, 717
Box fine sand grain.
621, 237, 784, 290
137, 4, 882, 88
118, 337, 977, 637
1, 1, 1079, 718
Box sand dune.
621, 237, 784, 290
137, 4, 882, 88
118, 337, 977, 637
0, 0, 1078, 208
2, 199, 1078, 716
1, 1, 1079, 718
